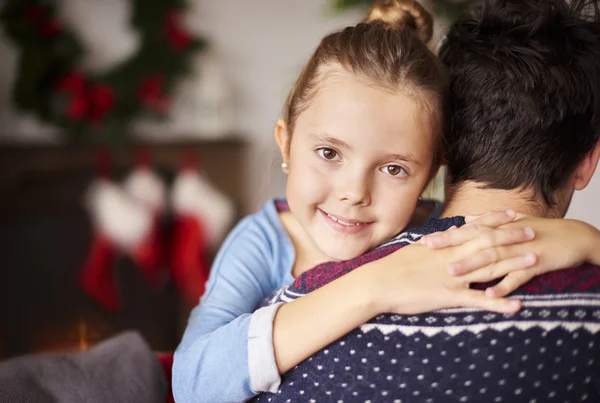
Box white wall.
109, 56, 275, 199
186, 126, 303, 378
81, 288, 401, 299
566, 169, 600, 228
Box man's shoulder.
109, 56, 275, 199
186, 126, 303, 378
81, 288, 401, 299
361, 262, 600, 338
518, 262, 600, 294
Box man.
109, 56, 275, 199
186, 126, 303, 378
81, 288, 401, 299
252, 0, 600, 401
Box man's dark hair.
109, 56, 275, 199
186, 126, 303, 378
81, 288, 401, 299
439, 0, 600, 205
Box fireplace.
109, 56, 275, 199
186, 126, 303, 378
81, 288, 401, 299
0, 140, 246, 359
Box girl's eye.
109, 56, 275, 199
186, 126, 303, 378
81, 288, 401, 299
382, 165, 407, 177
317, 147, 339, 160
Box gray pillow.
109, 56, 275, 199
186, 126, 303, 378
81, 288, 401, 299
0, 331, 167, 403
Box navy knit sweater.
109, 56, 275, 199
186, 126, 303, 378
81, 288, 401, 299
251, 216, 600, 403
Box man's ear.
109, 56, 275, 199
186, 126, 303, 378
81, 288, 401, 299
573, 140, 600, 190
274, 119, 291, 173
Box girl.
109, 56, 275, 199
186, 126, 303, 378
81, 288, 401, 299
173, 1, 600, 402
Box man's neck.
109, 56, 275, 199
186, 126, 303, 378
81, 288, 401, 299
441, 181, 564, 219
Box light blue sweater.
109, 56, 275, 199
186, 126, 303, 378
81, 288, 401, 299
172, 200, 295, 403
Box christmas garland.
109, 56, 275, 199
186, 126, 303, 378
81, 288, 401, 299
0, 0, 206, 142
332, 0, 478, 23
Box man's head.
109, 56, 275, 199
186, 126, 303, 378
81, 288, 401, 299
439, 0, 600, 216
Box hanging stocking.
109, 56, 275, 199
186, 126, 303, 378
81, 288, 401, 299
78, 150, 118, 311
123, 148, 167, 289
79, 232, 119, 311
79, 149, 153, 311
170, 209, 209, 305
170, 155, 234, 305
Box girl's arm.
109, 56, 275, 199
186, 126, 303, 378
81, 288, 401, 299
272, 211, 531, 374
590, 227, 600, 262
174, 210, 532, 402
421, 215, 600, 296
172, 217, 286, 403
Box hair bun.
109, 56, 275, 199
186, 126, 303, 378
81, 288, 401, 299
364, 0, 433, 43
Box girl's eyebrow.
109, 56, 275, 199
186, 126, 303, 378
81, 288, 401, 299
308, 133, 351, 150
385, 153, 421, 166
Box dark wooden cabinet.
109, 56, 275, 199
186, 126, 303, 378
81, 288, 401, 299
0, 139, 247, 359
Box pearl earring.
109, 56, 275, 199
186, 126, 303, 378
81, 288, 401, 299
281, 162, 288, 170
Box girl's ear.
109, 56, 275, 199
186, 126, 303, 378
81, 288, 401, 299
274, 119, 291, 173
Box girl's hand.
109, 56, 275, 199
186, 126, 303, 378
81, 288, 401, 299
419, 209, 534, 250
365, 239, 524, 316
421, 213, 600, 298
365, 211, 536, 316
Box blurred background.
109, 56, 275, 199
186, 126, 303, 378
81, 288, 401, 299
0, 0, 598, 363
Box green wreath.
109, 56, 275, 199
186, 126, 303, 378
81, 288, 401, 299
0, 0, 207, 142
332, 0, 478, 23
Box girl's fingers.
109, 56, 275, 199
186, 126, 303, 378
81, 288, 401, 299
448, 240, 536, 276
457, 289, 522, 314
423, 225, 535, 251
485, 270, 538, 298
460, 253, 538, 283
466, 227, 536, 252
464, 209, 516, 225
420, 225, 458, 243
421, 224, 487, 248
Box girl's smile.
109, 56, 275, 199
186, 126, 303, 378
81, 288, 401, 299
318, 208, 375, 235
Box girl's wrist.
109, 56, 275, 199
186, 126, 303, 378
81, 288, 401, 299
352, 260, 392, 317
572, 219, 600, 266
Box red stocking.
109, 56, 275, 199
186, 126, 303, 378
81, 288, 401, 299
78, 234, 120, 311
169, 154, 233, 305
133, 215, 166, 290
170, 213, 209, 305
79, 149, 122, 311
123, 150, 167, 290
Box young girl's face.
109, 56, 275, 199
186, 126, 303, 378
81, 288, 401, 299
277, 67, 437, 261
